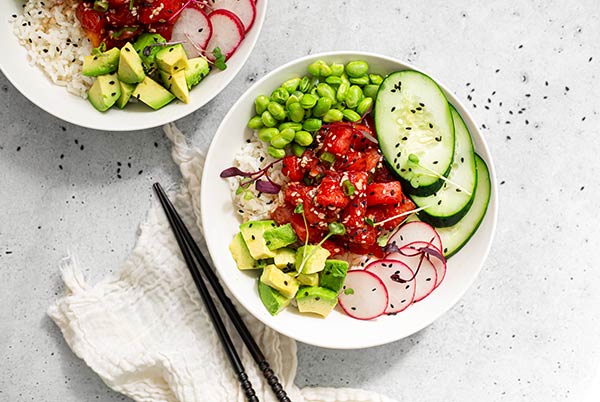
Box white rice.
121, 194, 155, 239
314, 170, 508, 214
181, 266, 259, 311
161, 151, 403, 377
11, 0, 93, 98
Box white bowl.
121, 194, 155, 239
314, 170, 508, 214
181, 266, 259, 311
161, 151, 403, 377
202, 51, 498, 349
0, 0, 267, 131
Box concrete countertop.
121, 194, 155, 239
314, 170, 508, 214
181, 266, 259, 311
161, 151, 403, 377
1, 1, 599, 401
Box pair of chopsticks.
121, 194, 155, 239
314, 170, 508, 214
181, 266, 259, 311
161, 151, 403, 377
153, 183, 291, 402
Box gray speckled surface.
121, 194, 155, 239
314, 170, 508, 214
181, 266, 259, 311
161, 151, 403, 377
1, 0, 600, 401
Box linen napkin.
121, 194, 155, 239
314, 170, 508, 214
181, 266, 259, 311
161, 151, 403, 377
48, 124, 396, 402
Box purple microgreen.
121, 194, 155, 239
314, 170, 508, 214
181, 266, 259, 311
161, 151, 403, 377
221, 158, 283, 194
142, 41, 183, 57
220, 167, 254, 178
255, 179, 280, 194
383, 241, 399, 254
420, 245, 445, 263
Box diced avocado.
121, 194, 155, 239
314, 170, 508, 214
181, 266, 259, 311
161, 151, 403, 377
297, 273, 319, 287
156, 44, 188, 74
229, 233, 256, 270
274, 248, 296, 271
160, 70, 190, 104
118, 42, 145, 84
239, 220, 277, 260
185, 57, 210, 89
131, 76, 175, 110
264, 223, 298, 250
87, 73, 121, 112
295, 245, 330, 274
82, 47, 120, 77
132, 33, 166, 73
115, 81, 136, 109
296, 286, 338, 317
258, 281, 291, 316
260, 264, 299, 299
319, 259, 349, 293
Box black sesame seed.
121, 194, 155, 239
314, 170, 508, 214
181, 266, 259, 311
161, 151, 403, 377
169, 47, 174, 52
351, 307, 356, 311
284, 281, 288, 286
109, 80, 115, 85
251, 235, 255, 240
429, 123, 433, 129
391, 106, 396, 112
437, 200, 442, 205
432, 160, 438, 164
174, 66, 179, 70
111, 92, 116, 96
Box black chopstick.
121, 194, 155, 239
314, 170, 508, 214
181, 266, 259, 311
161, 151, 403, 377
153, 183, 291, 402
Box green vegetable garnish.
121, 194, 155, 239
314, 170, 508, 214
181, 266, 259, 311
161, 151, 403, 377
343, 288, 355, 295
213, 47, 227, 71
342, 180, 355, 196
364, 217, 374, 227
91, 42, 107, 56
320, 151, 335, 164
296, 222, 346, 276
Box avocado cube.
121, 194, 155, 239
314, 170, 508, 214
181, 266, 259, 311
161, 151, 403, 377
258, 281, 291, 316
274, 248, 296, 271
297, 273, 319, 287
319, 259, 349, 293
82, 47, 120, 77
115, 81, 136, 109
239, 220, 277, 260
160, 70, 190, 104
133, 33, 166, 73
118, 42, 145, 84
296, 286, 338, 317
228, 233, 256, 270
295, 245, 330, 274
132, 76, 175, 110
185, 57, 210, 89
87, 73, 121, 112
260, 264, 299, 299
156, 44, 188, 74
264, 224, 298, 251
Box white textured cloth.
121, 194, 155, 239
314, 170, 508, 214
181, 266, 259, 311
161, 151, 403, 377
48, 124, 396, 402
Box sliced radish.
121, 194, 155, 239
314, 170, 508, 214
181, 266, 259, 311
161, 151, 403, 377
338, 271, 388, 320
387, 221, 442, 253
366, 259, 415, 314
209, 0, 256, 33
411, 258, 437, 302
205, 9, 245, 61
171, 7, 213, 57
387, 241, 446, 289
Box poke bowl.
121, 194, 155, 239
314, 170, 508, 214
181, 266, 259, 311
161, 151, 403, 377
201, 51, 498, 349
1, 0, 267, 131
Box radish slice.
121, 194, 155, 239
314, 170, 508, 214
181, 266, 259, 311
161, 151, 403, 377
387, 221, 442, 253
171, 7, 213, 57
338, 271, 388, 320
412, 258, 437, 302
387, 241, 446, 289
209, 0, 256, 33
366, 259, 415, 314
205, 9, 245, 60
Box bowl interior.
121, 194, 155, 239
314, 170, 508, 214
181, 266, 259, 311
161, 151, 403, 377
201, 51, 498, 349
0, 0, 267, 131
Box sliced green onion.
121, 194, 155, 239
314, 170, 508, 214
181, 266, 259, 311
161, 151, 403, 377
112, 26, 137, 39
320, 151, 335, 164
129, 0, 135, 10
93, 0, 109, 12
364, 217, 375, 227
342, 179, 355, 196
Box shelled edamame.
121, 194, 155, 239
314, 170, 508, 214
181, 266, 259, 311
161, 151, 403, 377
247, 60, 383, 155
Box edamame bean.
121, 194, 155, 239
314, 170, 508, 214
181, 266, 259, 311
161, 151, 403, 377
261, 110, 277, 127
323, 109, 344, 123
325, 76, 342, 85
308, 60, 332, 77
268, 146, 286, 159
345, 85, 363, 109
271, 133, 291, 149
316, 83, 336, 101
300, 93, 317, 109
303, 118, 322, 131
247, 115, 264, 130
270, 87, 289, 104
336, 82, 349, 102
330, 63, 344, 76
369, 74, 384, 85
298, 76, 311, 93
267, 101, 286, 120
288, 102, 305, 122
294, 130, 313, 146
279, 122, 303, 131
255, 95, 270, 114
342, 109, 361, 122
282, 77, 301, 94
345, 60, 369, 78
312, 96, 332, 117
291, 143, 306, 157
285, 94, 300, 108
363, 84, 379, 99
258, 127, 279, 142
349, 75, 370, 86
356, 97, 373, 116
280, 128, 296, 142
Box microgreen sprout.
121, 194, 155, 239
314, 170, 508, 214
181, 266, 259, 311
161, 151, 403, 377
407, 153, 472, 196
389, 237, 441, 283
296, 222, 346, 276
343, 288, 355, 295
373, 204, 432, 227
91, 42, 107, 56
212, 47, 227, 71
364, 216, 375, 227
220, 159, 283, 194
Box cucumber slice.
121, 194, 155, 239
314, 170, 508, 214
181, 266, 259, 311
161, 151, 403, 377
375, 70, 454, 196
436, 154, 491, 258
410, 106, 477, 227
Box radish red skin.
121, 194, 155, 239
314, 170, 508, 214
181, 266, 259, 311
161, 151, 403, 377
388, 221, 443, 253
339, 270, 389, 320
209, 0, 256, 33
171, 7, 213, 57
205, 9, 245, 61
366, 259, 416, 314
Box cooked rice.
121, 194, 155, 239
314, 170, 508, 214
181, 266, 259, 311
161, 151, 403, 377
11, 0, 93, 98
